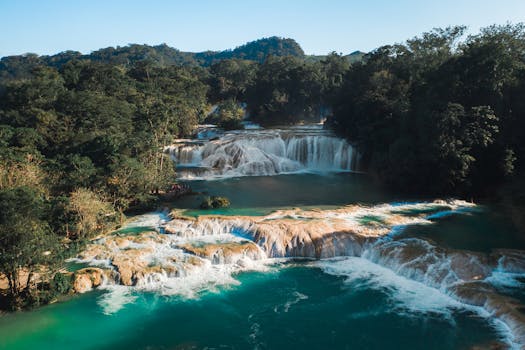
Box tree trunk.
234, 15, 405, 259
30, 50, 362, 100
7, 271, 21, 309
25, 268, 34, 292
119, 209, 124, 226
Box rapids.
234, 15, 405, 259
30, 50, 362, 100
167, 125, 358, 179
2, 125, 525, 350
66, 199, 525, 348
64, 125, 525, 348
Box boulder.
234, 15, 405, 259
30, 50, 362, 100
73, 267, 105, 293
180, 241, 264, 264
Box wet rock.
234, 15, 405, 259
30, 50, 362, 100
111, 248, 151, 286
180, 241, 264, 264
491, 249, 525, 273
164, 201, 475, 259
449, 251, 491, 281
450, 281, 496, 306
484, 294, 525, 346
73, 268, 106, 293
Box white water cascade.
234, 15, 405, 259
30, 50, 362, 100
167, 125, 357, 179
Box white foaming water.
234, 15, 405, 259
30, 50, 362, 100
315, 257, 521, 348
486, 270, 525, 290
96, 258, 275, 314
195, 124, 221, 139
78, 201, 524, 348
315, 257, 466, 318
97, 285, 138, 315
87, 229, 272, 314
122, 212, 169, 231
361, 238, 462, 291
167, 126, 357, 179
273, 291, 309, 313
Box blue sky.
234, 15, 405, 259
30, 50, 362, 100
1, 0, 524, 57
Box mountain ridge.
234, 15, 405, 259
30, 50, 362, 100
0, 36, 365, 71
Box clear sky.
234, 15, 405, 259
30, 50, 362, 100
1, 0, 524, 57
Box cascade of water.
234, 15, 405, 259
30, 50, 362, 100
74, 200, 525, 346
167, 127, 357, 179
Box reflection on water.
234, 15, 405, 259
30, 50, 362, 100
173, 173, 407, 216
399, 208, 525, 252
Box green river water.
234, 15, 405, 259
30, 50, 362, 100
1, 173, 524, 350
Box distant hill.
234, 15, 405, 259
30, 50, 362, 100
56, 37, 305, 67
0, 37, 364, 81
305, 50, 366, 64
347, 50, 366, 63
195, 37, 305, 65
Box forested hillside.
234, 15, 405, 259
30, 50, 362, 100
0, 36, 306, 75
1, 26, 525, 310
329, 25, 525, 198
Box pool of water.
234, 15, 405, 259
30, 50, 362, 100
2, 173, 524, 349
172, 173, 409, 216
0, 264, 503, 350
399, 207, 525, 252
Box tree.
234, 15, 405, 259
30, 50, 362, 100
206, 99, 245, 130
208, 59, 258, 102
320, 52, 350, 104
67, 188, 116, 239
0, 187, 60, 309
246, 56, 323, 125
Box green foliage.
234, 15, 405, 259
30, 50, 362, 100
246, 56, 324, 125
52, 272, 73, 294
0, 37, 305, 78
0, 187, 61, 309
208, 59, 258, 102
330, 24, 525, 195
207, 99, 245, 130
67, 188, 116, 239
0, 47, 210, 310
199, 196, 231, 209
196, 37, 305, 65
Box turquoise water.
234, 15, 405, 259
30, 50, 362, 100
0, 264, 501, 350
399, 207, 525, 252
0, 173, 523, 349
173, 173, 405, 216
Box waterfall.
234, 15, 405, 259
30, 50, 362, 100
166, 126, 357, 179
74, 201, 525, 346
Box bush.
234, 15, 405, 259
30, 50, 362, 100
218, 117, 244, 131
199, 196, 231, 209
52, 272, 73, 294
206, 99, 245, 130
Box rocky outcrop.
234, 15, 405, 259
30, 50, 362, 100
180, 241, 264, 264
73, 268, 106, 293
165, 201, 473, 258
491, 249, 525, 272
72, 201, 482, 293
250, 219, 369, 258
452, 282, 525, 346
111, 249, 151, 286
69, 200, 525, 348
72, 230, 262, 291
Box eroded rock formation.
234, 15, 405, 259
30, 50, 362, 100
70, 200, 525, 347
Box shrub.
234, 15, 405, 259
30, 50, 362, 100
52, 272, 73, 294
199, 196, 230, 209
